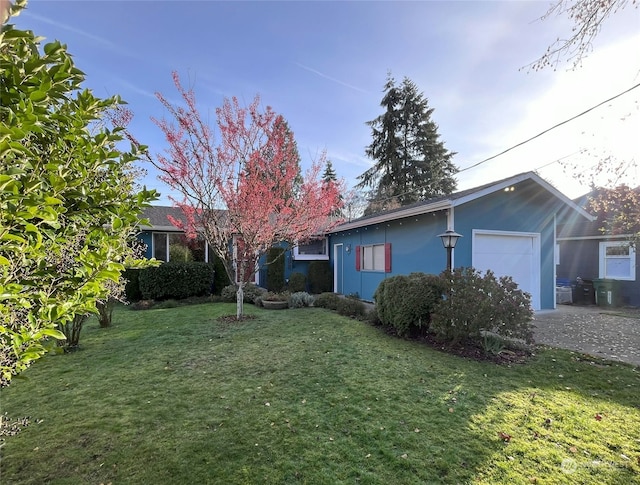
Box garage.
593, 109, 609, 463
472, 230, 541, 310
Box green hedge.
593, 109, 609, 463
308, 260, 332, 294
267, 247, 286, 292
138, 262, 214, 300
210, 255, 231, 295
123, 268, 142, 302
288, 272, 307, 292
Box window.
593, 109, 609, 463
356, 243, 391, 272
599, 241, 636, 280
152, 232, 207, 262
293, 238, 329, 260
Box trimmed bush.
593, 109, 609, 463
288, 272, 307, 293
221, 283, 267, 304
431, 268, 534, 347
308, 261, 332, 294
313, 292, 341, 310
288, 292, 315, 308
374, 273, 445, 337
138, 262, 214, 300
210, 255, 231, 295
336, 297, 366, 318
266, 247, 286, 292
123, 268, 142, 302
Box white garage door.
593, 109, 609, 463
472, 231, 540, 310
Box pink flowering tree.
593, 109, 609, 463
150, 73, 343, 317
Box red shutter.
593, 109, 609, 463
384, 243, 392, 273
355, 245, 361, 271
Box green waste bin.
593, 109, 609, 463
592, 279, 619, 307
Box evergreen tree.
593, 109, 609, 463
357, 74, 458, 214
322, 160, 338, 184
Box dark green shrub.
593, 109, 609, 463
308, 261, 332, 294
431, 268, 534, 347
313, 292, 341, 310
374, 273, 445, 337
266, 247, 286, 292
123, 269, 142, 302
288, 272, 307, 292
138, 262, 214, 300
211, 255, 230, 295
336, 297, 366, 318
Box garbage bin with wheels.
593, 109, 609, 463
593, 278, 619, 307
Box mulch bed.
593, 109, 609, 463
418, 333, 533, 365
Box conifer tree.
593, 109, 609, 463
357, 74, 457, 214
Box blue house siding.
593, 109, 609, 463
452, 182, 563, 309
328, 174, 589, 310
330, 211, 448, 301
139, 231, 153, 259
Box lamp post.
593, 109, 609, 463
437, 229, 462, 271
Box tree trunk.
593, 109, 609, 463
236, 282, 244, 319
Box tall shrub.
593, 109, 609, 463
288, 272, 307, 292
267, 247, 286, 292
0, 1, 157, 386
308, 261, 332, 294
431, 268, 534, 346
374, 273, 445, 337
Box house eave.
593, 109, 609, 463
452, 172, 596, 222
139, 225, 184, 232
329, 200, 453, 233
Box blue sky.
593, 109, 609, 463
13, 1, 640, 205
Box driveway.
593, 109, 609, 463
534, 305, 640, 367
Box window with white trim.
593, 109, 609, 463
599, 241, 636, 281
293, 237, 329, 260
152, 232, 207, 262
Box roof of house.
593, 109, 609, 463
139, 205, 188, 231
330, 171, 595, 233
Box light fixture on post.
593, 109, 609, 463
437, 229, 462, 271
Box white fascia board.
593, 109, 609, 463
329, 200, 452, 233
557, 234, 632, 241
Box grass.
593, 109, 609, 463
1, 303, 639, 484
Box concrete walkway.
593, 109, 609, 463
534, 305, 640, 367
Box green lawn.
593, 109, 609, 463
1, 303, 639, 484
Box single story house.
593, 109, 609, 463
138, 206, 329, 287
327, 172, 594, 311
556, 190, 639, 307
137, 172, 601, 310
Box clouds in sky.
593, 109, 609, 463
14, 1, 640, 202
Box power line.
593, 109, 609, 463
458, 82, 640, 173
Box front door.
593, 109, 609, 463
333, 243, 343, 294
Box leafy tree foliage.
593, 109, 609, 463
0, 1, 157, 386
357, 74, 457, 215
530, 0, 637, 70
143, 73, 343, 318
589, 185, 640, 248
